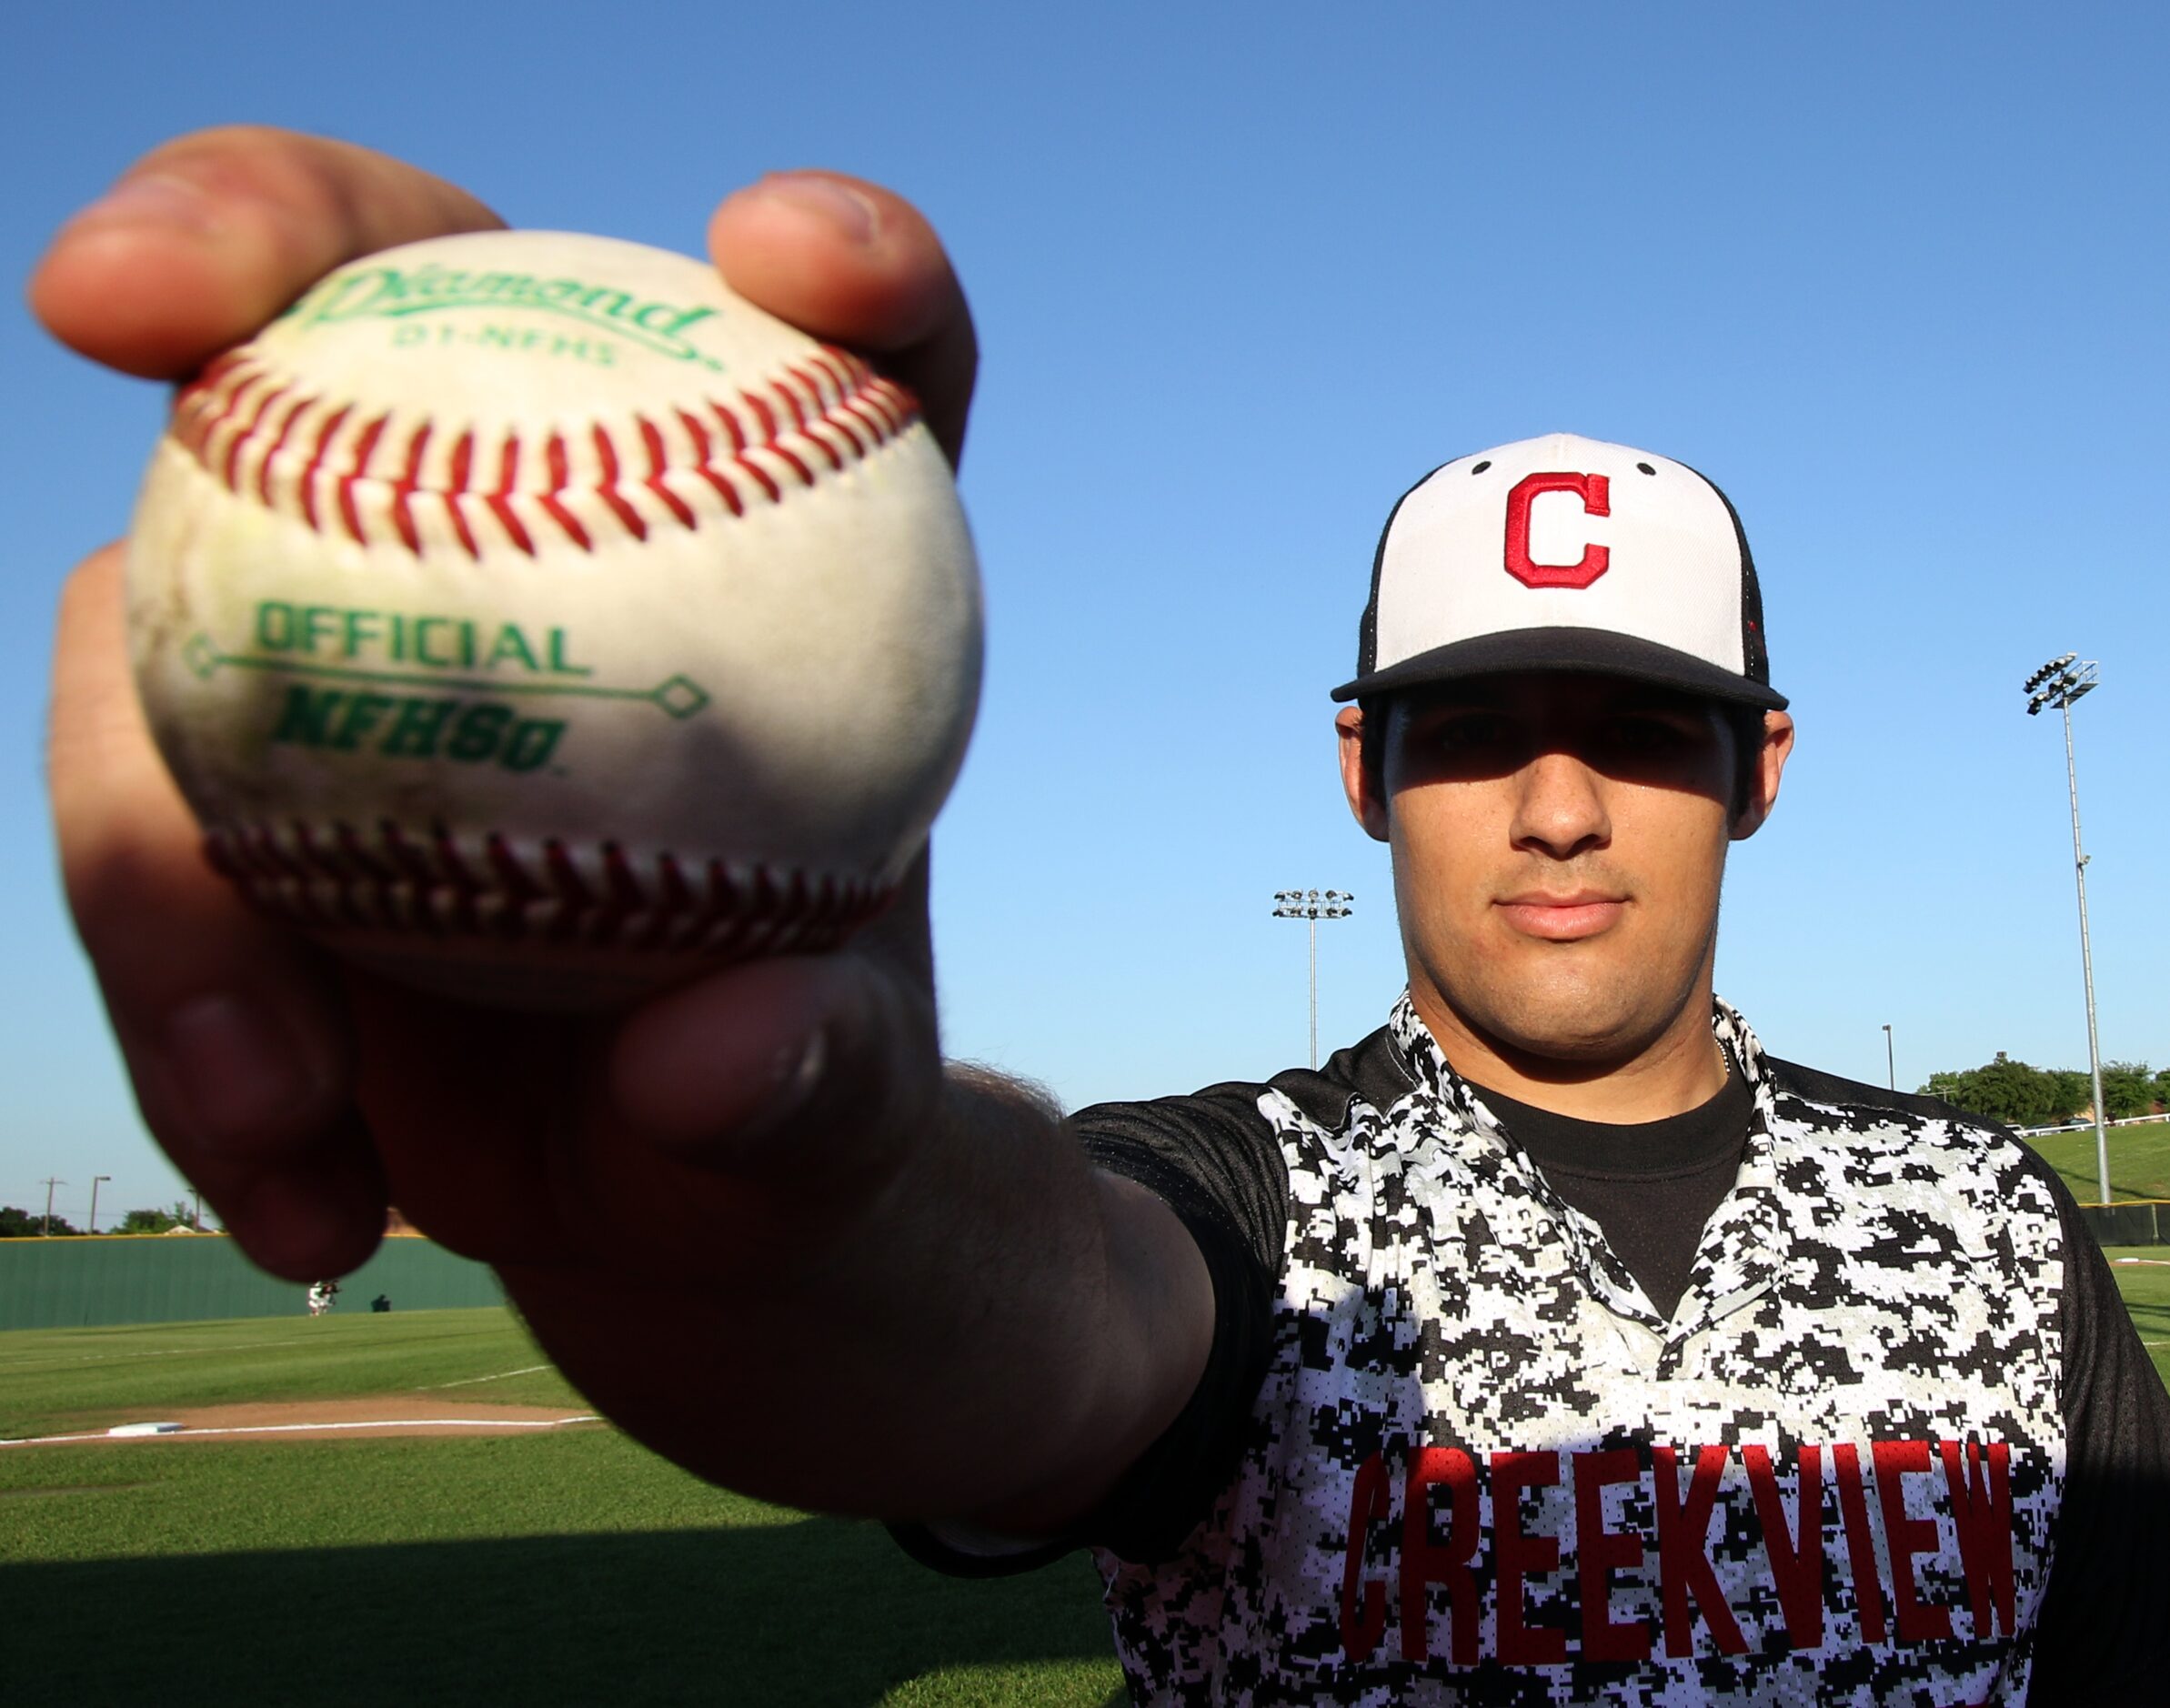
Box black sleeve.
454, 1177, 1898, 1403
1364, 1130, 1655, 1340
891, 1082, 1290, 1575
2021, 1151, 2170, 1700
1070, 1084, 1291, 1560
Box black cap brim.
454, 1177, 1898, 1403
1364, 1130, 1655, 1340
1331, 627, 1788, 710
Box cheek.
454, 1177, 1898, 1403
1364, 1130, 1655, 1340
1386, 789, 1502, 927
1618, 789, 1733, 907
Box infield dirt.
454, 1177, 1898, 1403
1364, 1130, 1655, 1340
18, 1397, 603, 1445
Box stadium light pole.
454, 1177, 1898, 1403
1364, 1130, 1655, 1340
89, 1175, 111, 1234
1882, 1024, 1895, 1092
40, 1178, 65, 1238
1272, 889, 1353, 1070
2024, 653, 2110, 1205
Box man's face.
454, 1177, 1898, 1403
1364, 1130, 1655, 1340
1336, 672, 1792, 1077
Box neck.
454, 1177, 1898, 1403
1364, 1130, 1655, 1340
1407, 980, 1730, 1126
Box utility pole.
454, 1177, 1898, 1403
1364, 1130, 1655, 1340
1271, 889, 1353, 1069
41, 1178, 65, 1238
2024, 654, 2110, 1204
89, 1175, 112, 1234
1882, 1024, 1895, 1092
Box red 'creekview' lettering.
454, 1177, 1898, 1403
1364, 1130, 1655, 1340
1941, 1438, 2016, 1637
1573, 1448, 1651, 1662
1339, 1437, 2019, 1664
1400, 1447, 1481, 1664
1742, 1442, 1824, 1648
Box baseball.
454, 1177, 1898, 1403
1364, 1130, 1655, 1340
125, 229, 982, 1009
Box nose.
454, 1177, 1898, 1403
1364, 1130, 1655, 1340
1510, 749, 1611, 859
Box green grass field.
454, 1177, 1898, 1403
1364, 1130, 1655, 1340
6, 1248, 2168, 1705
2025, 1119, 2170, 1202
2103, 1246, 2170, 1388
0, 1310, 1125, 1707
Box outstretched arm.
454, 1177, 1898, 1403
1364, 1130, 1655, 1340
36, 126, 1211, 1532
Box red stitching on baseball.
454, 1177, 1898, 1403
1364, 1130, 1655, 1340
390, 422, 431, 555
678, 408, 745, 517
171, 339, 922, 558
194, 364, 264, 476
592, 426, 648, 540
337, 415, 388, 547
637, 416, 698, 529
739, 391, 816, 487
255, 392, 312, 507
297, 403, 350, 535
203, 819, 895, 955
485, 431, 536, 557
537, 432, 592, 550
796, 363, 867, 458
773, 370, 847, 471
709, 400, 782, 503
223, 382, 289, 493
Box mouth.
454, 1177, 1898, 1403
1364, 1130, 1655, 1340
1495, 890, 1628, 942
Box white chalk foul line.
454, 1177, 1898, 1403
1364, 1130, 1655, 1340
420, 1363, 552, 1389
2, 1415, 601, 1448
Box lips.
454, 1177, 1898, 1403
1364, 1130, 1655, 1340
1495, 891, 1627, 941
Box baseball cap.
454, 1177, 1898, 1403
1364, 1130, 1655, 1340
1332, 433, 1786, 710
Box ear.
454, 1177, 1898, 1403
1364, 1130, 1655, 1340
1336, 706, 1391, 843
1731, 710, 1796, 841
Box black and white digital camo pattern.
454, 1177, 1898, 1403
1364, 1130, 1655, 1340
1094, 997, 2065, 1705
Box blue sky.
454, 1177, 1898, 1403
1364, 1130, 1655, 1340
5, 2, 2165, 1224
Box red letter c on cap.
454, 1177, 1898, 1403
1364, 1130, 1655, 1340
1504, 472, 1611, 589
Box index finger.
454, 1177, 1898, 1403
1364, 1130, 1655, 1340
28, 125, 503, 379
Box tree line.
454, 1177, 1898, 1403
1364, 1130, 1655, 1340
1921, 1055, 2167, 1130
0, 1201, 201, 1238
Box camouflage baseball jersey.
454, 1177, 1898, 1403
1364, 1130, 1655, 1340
1082, 995, 2063, 1705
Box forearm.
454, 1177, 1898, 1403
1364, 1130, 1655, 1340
496, 1063, 1214, 1529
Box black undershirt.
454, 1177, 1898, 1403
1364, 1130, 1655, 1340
1468, 1061, 1753, 1320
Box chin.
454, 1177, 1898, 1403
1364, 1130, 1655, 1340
1460, 979, 1674, 1070
1496, 1020, 1649, 1068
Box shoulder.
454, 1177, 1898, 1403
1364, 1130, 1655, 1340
1767, 1055, 1992, 1129
1069, 1026, 1411, 1263
1072, 1024, 1412, 1153
1765, 1051, 2075, 1229
1769, 1054, 2041, 1156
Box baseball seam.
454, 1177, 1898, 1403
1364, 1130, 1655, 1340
206, 819, 895, 955
170, 346, 920, 558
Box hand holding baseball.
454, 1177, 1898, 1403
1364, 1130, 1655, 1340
30, 132, 1130, 1516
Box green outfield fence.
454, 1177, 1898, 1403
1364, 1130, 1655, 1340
5, 1203, 2157, 1334
0, 1232, 501, 1331
2077, 1201, 2170, 1249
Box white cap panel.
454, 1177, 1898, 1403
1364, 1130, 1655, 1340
1371, 434, 1747, 678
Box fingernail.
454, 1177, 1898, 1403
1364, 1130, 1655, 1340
754, 173, 879, 245
65, 173, 224, 238
157, 994, 323, 1151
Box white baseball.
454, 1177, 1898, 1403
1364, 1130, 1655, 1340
126, 229, 982, 1009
